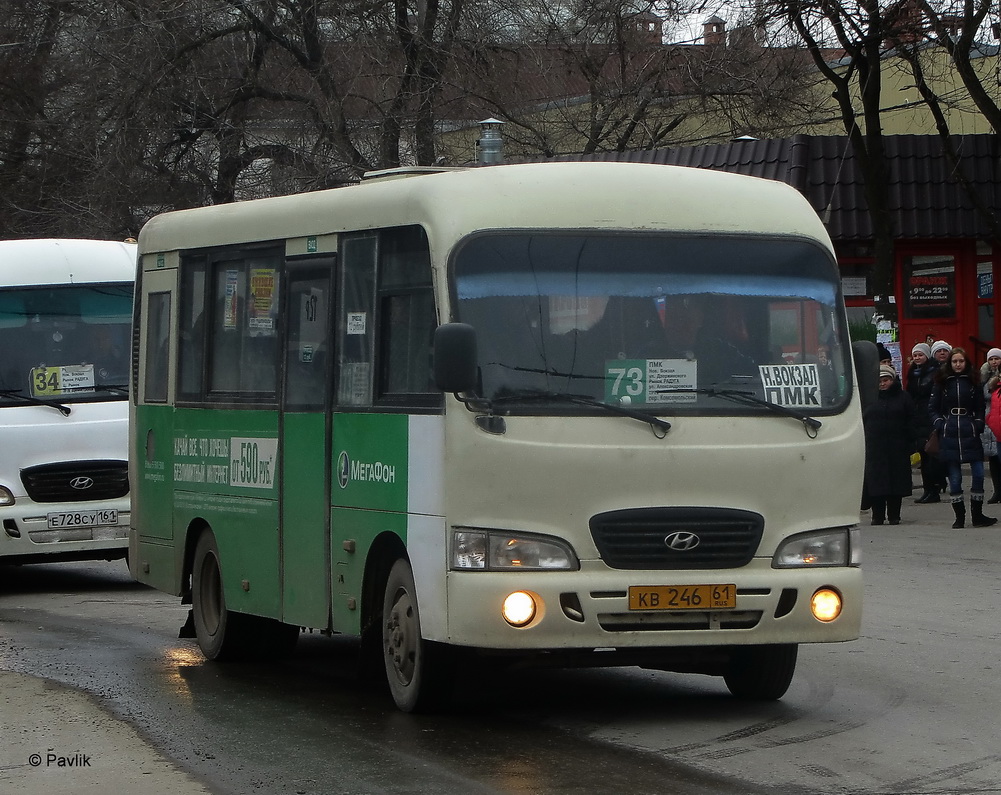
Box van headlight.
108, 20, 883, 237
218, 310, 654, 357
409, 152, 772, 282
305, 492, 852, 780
773, 527, 860, 568
0, 486, 15, 506
451, 528, 579, 571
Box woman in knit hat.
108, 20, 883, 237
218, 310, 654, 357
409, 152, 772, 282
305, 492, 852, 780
981, 347, 1001, 501
906, 342, 941, 502
980, 347, 1001, 384
929, 347, 997, 528
863, 365, 916, 525
930, 339, 952, 366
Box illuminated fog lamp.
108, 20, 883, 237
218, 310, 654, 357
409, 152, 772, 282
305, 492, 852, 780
0, 486, 14, 506
501, 591, 538, 627
811, 588, 843, 622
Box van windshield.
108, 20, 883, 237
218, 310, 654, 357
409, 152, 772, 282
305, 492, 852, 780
0, 283, 133, 404
452, 232, 851, 415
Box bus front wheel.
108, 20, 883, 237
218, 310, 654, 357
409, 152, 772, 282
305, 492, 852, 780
381, 558, 454, 712
723, 644, 798, 700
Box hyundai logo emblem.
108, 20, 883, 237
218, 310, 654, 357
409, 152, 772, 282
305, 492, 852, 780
664, 531, 700, 551
69, 476, 94, 490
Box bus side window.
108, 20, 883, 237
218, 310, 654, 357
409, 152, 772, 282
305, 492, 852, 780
206, 257, 280, 397
144, 292, 171, 403
178, 250, 281, 403
337, 235, 377, 406
178, 259, 207, 401
377, 226, 437, 402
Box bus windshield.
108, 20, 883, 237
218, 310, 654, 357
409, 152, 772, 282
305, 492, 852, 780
0, 283, 133, 403
453, 232, 851, 414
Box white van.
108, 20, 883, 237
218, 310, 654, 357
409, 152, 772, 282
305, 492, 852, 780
0, 239, 135, 564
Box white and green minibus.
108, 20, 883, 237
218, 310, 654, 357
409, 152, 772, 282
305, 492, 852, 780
130, 162, 876, 712
1, 238, 135, 564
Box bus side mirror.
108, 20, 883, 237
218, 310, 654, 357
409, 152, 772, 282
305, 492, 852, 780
434, 323, 478, 394
852, 340, 879, 411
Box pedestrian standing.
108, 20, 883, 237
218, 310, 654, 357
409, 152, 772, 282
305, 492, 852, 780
931, 340, 952, 365
929, 347, 998, 528
863, 365, 917, 525
986, 367, 1001, 504
982, 347, 1001, 502
906, 342, 940, 502
926, 339, 953, 495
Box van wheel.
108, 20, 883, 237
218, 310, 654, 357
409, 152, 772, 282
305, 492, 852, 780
723, 644, 798, 700
382, 558, 453, 712
191, 529, 248, 660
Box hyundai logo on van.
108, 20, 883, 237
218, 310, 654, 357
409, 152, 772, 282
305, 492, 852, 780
69, 476, 94, 490
664, 531, 700, 551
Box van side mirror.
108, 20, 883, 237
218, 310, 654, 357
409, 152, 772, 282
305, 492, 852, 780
434, 323, 478, 394
852, 340, 880, 411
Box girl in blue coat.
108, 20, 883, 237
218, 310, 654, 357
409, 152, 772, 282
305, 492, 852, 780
929, 347, 998, 528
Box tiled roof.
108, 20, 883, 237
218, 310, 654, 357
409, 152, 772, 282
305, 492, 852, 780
555, 134, 1001, 240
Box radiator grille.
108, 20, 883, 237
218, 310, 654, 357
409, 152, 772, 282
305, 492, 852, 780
21, 460, 129, 503
590, 507, 764, 570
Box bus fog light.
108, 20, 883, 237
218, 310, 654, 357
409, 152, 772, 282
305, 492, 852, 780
811, 588, 842, 622
502, 591, 538, 627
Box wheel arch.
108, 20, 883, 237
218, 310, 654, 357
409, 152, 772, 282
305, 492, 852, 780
180, 517, 211, 604
360, 530, 408, 635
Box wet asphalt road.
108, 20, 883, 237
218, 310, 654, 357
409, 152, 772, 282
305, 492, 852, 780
2, 499, 1000, 795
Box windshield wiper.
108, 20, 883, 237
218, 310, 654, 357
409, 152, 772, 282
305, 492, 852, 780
486, 389, 671, 436
657, 386, 821, 435
0, 388, 71, 416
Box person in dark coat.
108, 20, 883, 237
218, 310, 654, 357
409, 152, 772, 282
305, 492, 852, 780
928, 347, 998, 528
864, 365, 917, 525
906, 342, 942, 502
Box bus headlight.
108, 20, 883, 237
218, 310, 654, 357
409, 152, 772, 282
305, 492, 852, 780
451, 529, 578, 571
0, 486, 14, 506
773, 527, 859, 568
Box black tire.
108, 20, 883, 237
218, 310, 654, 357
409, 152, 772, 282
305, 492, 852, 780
191, 529, 249, 660
382, 558, 454, 712
191, 530, 300, 661
723, 644, 798, 700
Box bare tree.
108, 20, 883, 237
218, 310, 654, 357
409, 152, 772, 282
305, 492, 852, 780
763, 0, 900, 316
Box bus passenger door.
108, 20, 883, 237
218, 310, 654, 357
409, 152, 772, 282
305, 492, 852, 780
279, 264, 333, 630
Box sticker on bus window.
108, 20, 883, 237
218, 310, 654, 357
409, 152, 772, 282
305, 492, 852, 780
223, 270, 239, 329
758, 364, 821, 407
31, 364, 96, 397
249, 268, 277, 334
604, 359, 696, 405
346, 312, 367, 335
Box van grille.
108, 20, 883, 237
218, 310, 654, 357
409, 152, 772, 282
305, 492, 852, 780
589, 507, 764, 570
21, 460, 129, 503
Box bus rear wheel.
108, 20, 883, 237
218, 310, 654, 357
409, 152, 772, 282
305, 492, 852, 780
191, 529, 249, 660
723, 644, 798, 700
382, 558, 454, 712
